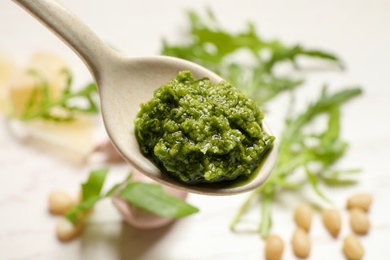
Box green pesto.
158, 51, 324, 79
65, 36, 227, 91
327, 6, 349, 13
135, 71, 274, 185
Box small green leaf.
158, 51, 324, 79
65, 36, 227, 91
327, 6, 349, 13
329, 169, 361, 177
119, 182, 199, 218
259, 192, 273, 239
82, 168, 109, 202
300, 49, 344, 69
322, 106, 341, 145
42, 81, 51, 106
66, 196, 100, 224
61, 69, 73, 95
305, 167, 331, 202
321, 177, 357, 186
21, 86, 39, 119
13, 69, 99, 122
105, 184, 121, 197
65, 168, 109, 224
275, 178, 301, 189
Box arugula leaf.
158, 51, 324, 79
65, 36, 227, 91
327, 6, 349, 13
66, 168, 108, 224
65, 169, 198, 225
119, 182, 199, 218
65, 196, 100, 224
305, 166, 331, 202
230, 87, 362, 237
319, 169, 360, 187
259, 192, 273, 238
162, 10, 343, 105
81, 168, 109, 201
15, 69, 99, 122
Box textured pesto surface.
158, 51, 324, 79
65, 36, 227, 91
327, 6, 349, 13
135, 71, 274, 184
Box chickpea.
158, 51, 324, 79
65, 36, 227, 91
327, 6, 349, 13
56, 217, 83, 242
322, 208, 341, 238
343, 234, 364, 260
294, 204, 313, 232
347, 193, 372, 212
349, 208, 370, 235
291, 228, 311, 258
48, 190, 74, 215
265, 234, 284, 260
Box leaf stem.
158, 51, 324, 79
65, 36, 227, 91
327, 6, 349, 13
229, 189, 261, 231
259, 192, 273, 238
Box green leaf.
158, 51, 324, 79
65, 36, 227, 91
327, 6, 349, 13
259, 192, 273, 238
300, 49, 344, 69
81, 168, 109, 201
119, 182, 199, 218
105, 183, 121, 197
281, 87, 362, 146
61, 69, 73, 95
21, 85, 39, 119
329, 169, 361, 177
275, 178, 301, 189
64, 84, 99, 114
161, 11, 343, 106
13, 69, 99, 122
322, 106, 341, 145
66, 170, 134, 224
305, 167, 331, 202
65, 196, 100, 224
65, 168, 109, 224
321, 177, 357, 186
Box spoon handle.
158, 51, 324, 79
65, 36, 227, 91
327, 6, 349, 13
12, 0, 116, 78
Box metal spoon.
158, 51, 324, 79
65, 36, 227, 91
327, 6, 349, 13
13, 0, 277, 195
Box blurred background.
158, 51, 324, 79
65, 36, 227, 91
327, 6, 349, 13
1, 0, 390, 259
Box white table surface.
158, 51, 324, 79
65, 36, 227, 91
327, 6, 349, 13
1, 0, 390, 259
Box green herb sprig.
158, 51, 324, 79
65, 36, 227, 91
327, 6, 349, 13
16, 69, 99, 122
230, 87, 362, 237
162, 10, 362, 238
66, 168, 199, 225
162, 10, 343, 105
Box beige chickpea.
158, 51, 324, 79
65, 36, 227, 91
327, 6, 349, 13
294, 204, 313, 232
265, 234, 284, 260
291, 228, 311, 258
347, 193, 372, 212
350, 208, 370, 235
343, 234, 364, 260
48, 190, 74, 215
322, 208, 341, 238
56, 217, 83, 242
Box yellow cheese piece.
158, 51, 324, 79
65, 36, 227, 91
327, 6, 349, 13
0, 51, 15, 113
28, 51, 68, 90
8, 115, 95, 164
25, 116, 95, 164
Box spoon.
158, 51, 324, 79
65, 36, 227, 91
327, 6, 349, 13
13, 0, 277, 195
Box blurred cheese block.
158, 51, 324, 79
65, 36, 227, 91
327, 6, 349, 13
0, 51, 15, 113
5, 51, 96, 164
28, 51, 68, 85
8, 51, 67, 116
8, 116, 95, 164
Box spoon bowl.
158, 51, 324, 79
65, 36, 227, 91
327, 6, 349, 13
13, 0, 277, 195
